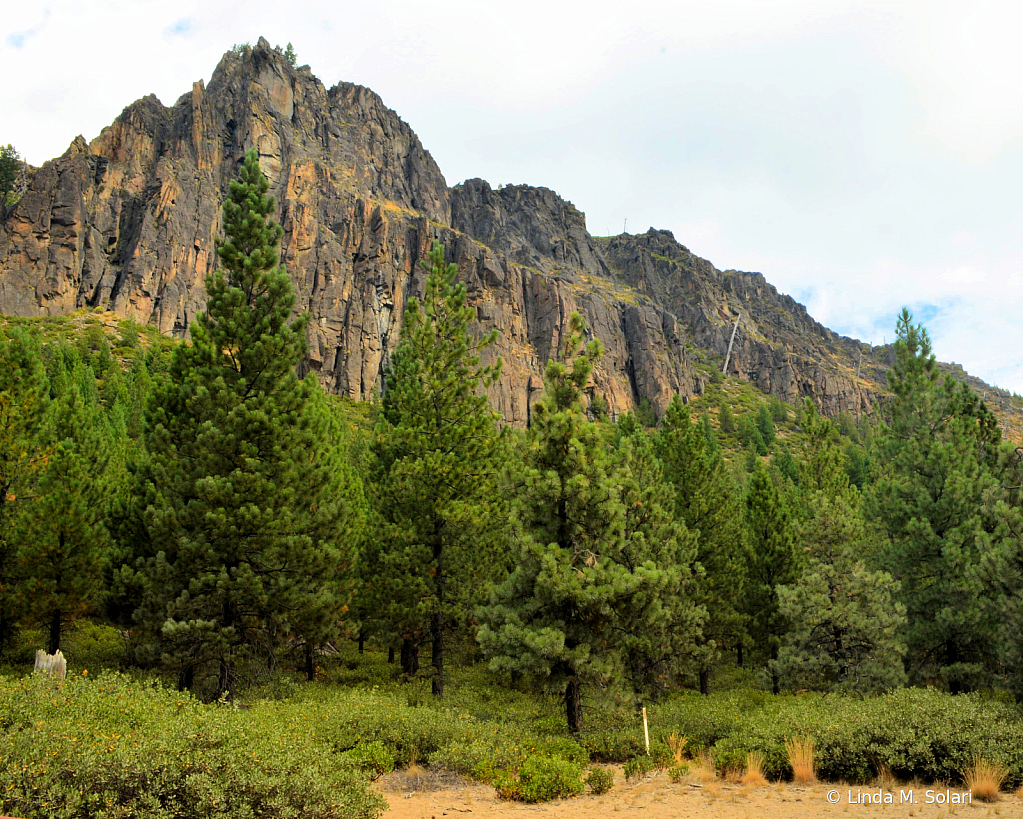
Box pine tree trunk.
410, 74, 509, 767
305, 642, 315, 682
565, 677, 583, 734
178, 664, 194, 692
47, 607, 61, 655
946, 644, 963, 694
432, 523, 444, 697
0, 611, 14, 653
771, 643, 780, 694
737, 643, 744, 667
388, 646, 395, 664
699, 668, 710, 696
218, 658, 235, 702
358, 630, 365, 654
401, 637, 419, 677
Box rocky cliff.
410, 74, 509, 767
2, 38, 1020, 434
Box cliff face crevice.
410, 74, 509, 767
2, 37, 1020, 433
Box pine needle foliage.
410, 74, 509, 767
131, 151, 354, 699
865, 308, 1006, 693
656, 396, 746, 694
370, 241, 506, 696
478, 313, 664, 732
772, 401, 907, 694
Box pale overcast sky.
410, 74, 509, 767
4, 1, 1022, 393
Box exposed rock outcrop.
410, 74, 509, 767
2, 37, 1020, 434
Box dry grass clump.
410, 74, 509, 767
692, 752, 718, 782
874, 761, 896, 791
785, 736, 816, 785
964, 755, 1006, 802
741, 751, 769, 788
666, 732, 687, 765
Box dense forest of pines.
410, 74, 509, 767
3, 150, 1023, 736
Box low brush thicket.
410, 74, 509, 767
3, 650, 1023, 813
0, 672, 386, 819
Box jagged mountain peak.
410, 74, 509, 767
1, 42, 1020, 436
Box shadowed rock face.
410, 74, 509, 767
2, 38, 1020, 432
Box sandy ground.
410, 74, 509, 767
376, 767, 1023, 819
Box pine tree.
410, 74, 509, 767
756, 404, 776, 447
768, 395, 789, 423
371, 241, 506, 696
656, 395, 746, 693
130, 150, 353, 698
743, 462, 801, 693
865, 309, 1005, 692
718, 400, 736, 434
738, 414, 768, 455
15, 349, 113, 654
0, 330, 50, 651
698, 412, 721, 458
0, 144, 21, 205
612, 419, 704, 700
478, 314, 659, 732
772, 402, 906, 693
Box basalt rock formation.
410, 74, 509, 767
2, 38, 1020, 433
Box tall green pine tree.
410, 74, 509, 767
130, 150, 353, 698
865, 309, 1006, 693
656, 395, 746, 693
743, 462, 801, 693
479, 314, 662, 731
371, 241, 506, 696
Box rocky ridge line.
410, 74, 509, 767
2, 38, 1020, 436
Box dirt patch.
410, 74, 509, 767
378, 767, 1020, 818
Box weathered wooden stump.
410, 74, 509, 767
34, 648, 66, 679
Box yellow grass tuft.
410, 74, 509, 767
666, 732, 687, 765
964, 755, 1006, 802
741, 751, 769, 788
692, 752, 718, 782
785, 737, 816, 785
875, 761, 895, 791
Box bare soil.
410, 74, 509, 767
377, 767, 1022, 819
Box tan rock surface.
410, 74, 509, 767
2, 38, 1021, 433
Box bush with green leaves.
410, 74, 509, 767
578, 730, 645, 762
339, 740, 395, 780
0, 672, 385, 819
586, 767, 615, 794
495, 755, 585, 802
667, 764, 689, 782
623, 754, 657, 781
703, 688, 1023, 786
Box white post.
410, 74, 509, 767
642, 706, 650, 755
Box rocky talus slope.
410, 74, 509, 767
2, 38, 1020, 435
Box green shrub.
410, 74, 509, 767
668, 764, 689, 782
495, 756, 585, 802
429, 737, 522, 782
623, 754, 657, 781
535, 735, 589, 765
339, 740, 395, 779
701, 688, 1023, 787
586, 767, 615, 794
579, 730, 645, 762
0, 672, 385, 819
